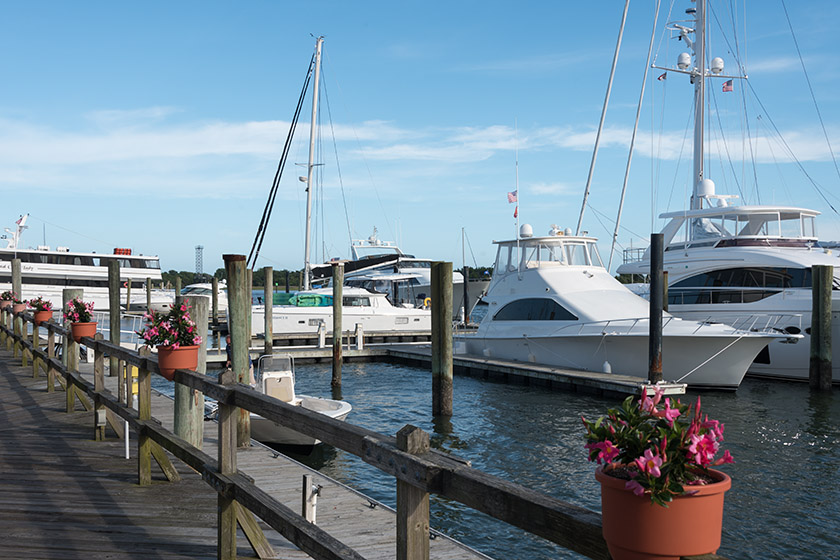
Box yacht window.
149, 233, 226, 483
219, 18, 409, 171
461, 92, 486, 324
672, 267, 811, 290
565, 243, 589, 266
543, 243, 565, 264
493, 298, 578, 321
588, 243, 603, 268
522, 245, 540, 268
343, 296, 371, 307
803, 216, 816, 238
780, 216, 802, 238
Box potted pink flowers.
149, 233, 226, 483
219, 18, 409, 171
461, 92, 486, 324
28, 296, 54, 326
0, 290, 15, 310
136, 303, 202, 381
64, 297, 96, 342
582, 388, 734, 560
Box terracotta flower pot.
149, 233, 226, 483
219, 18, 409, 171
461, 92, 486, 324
596, 466, 731, 560
70, 322, 97, 343
12, 303, 26, 314
156, 345, 199, 381
33, 309, 52, 326
0, 300, 11, 310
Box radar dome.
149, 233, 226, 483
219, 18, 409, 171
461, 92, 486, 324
710, 57, 724, 74
677, 52, 691, 70
520, 224, 533, 238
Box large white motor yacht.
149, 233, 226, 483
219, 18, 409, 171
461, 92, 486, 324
459, 225, 796, 390
615, 0, 839, 383
0, 214, 162, 311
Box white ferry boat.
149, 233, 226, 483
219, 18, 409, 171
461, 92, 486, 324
0, 214, 163, 311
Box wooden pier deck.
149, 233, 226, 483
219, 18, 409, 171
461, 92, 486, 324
0, 344, 489, 559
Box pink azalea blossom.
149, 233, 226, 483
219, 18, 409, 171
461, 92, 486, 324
712, 449, 735, 466
589, 440, 620, 464
688, 433, 719, 466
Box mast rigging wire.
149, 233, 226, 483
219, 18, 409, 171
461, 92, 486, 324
247, 54, 315, 269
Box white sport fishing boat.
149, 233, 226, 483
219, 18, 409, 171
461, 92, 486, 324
0, 214, 162, 311
616, 0, 840, 383
249, 354, 351, 446
132, 281, 228, 313
459, 225, 797, 390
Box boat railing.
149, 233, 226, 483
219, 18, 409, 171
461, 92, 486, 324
546, 315, 789, 337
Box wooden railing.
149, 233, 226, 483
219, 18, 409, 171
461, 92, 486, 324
0, 306, 728, 560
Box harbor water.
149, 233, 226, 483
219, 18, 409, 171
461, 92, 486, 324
271, 362, 839, 560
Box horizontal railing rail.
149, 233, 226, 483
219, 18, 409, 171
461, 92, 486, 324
0, 305, 729, 560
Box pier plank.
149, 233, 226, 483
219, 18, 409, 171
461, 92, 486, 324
0, 344, 490, 560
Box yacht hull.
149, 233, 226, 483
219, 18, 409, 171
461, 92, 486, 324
462, 331, 771, 390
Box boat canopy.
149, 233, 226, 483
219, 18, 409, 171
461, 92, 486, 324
493, 234, 604, 276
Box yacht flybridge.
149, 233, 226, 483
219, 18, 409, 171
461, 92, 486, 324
616, 0, 840, 383
460, 225, 795, 390
0, 214, 162, 311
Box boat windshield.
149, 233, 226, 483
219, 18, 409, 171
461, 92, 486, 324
494, 239, 603, 272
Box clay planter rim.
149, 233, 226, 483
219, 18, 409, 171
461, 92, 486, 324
0, 300, 11, 309
12, 303, 26, 314
70, 321, 98, 343
156, 344, 199, 381
33, 309, 52, 326
596, 465, 731, 560
595, 464, 731, 496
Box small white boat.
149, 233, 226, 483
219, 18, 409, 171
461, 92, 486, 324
249, 354, 351, 446
131, 281, 228, 314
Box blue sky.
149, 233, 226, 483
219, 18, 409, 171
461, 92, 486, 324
3, 0, 840, 275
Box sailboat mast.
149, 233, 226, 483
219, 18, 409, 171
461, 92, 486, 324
302, 36, 324, 291
691, 0, 706, 210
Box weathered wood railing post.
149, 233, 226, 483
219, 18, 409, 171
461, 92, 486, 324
648, 233, 664, 384
137, 346, 153, 485
125, 279, 131, 311
263, 266, 273, 357
11, 257, 21, 302
462, 265, 470, 324
93, 333, 106, 441
31, 309, 41, 377
218, 367, 237, 559
431, 262, 453, 417
176, 296, 207, 448
63, 288, 83, 411
810, 264, 833, 391
396, 425, 431, 560
224, 254, 250, 447
108, 261, 121, 379
332, 262, 343, 387
47, 324, 56, 392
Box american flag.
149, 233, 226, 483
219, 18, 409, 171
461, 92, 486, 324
507, 190, 518, 203
657, 72, 667, 81
722, 80, 733, 92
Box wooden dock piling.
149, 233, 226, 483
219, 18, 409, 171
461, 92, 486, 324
648, 233, 664, 384
108, 261, 120, 378
176, 295, 208, 448
431, 262, 453, 417
332, 262, 343, 387
224, 254, 250, 446
810, 264, 833, 391
264, 266, 273, 357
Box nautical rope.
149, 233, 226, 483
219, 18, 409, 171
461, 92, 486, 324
673, 333, 746, 383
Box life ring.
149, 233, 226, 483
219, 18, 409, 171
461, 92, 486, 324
423, 297, 431, 308
122, 281, 128, 288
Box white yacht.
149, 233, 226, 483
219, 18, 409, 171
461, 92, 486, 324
311, 228, 489, 321
250, 286, 430, 338
616, 0, 839, 383
134, 281, 228, 314
459, 225, 796, 390
0, 214, 162, 311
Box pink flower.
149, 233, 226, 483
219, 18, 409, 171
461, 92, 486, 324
712, 449, 735, 466
634, 448, 663, 477
625, 479, 645, 496
588, 440, 620, 464
688, 433, 719, 466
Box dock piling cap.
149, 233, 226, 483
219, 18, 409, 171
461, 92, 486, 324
640, 382, 686, 396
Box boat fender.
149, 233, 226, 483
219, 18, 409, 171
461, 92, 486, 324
423, 297, 431, 308
602, 361, 612, 374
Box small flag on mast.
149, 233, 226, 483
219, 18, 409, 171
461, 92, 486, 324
657, 72, 667, 81
513, 206, 518, 218
722, 79, 733, 92
507, 190, 518, 203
